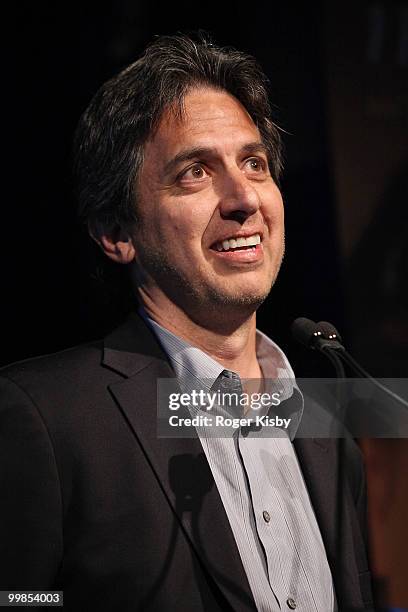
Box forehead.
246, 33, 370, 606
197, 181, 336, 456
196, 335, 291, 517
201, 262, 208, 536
146, 87, 261, 156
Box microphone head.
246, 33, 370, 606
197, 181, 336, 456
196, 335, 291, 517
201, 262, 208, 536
291, 317, 322, 348
317, 321, 343, 343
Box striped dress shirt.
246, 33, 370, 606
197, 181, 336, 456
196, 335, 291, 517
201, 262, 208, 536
144, 314, 336, 612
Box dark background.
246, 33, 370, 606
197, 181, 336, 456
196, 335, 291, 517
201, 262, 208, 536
4, 1, 408, 606
5, 2, 407, 375
4, 2, 341, 370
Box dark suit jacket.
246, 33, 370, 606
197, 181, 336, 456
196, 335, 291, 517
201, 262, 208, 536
0, 312, 374, 611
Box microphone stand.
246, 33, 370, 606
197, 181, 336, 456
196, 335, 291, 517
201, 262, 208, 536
292, 316, 408, 610
291, 318, 357, 607
311, 338, 348, 606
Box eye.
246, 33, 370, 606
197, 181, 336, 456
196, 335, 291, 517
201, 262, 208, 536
244, 157, 267, 173
179, 163, 209, 182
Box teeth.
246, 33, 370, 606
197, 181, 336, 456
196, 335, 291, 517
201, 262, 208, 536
246, 234, 261, 246
216, 233, 261, 251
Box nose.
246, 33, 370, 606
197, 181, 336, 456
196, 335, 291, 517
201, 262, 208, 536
217, 167, 261, 221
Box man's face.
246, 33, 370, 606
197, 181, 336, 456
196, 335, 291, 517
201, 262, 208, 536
132, 87, 285, 319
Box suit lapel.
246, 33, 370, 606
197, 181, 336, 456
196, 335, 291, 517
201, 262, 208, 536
294, 438, 365, 611
103, 313, 256, 611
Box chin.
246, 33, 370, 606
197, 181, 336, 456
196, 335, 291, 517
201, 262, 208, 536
221, 275, 274, 299
206, 284, 271, 308
186, 287, 268, 331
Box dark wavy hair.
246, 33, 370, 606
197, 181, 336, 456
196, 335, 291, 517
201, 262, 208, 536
74, 33, 283, 236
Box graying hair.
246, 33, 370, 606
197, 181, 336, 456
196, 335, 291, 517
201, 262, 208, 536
74, 33, 283, 236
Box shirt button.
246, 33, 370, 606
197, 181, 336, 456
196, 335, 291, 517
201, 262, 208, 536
286, 597, 297, 609
262, 510, 270, 523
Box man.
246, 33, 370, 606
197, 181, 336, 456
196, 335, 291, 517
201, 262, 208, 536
0, 34, 373, 611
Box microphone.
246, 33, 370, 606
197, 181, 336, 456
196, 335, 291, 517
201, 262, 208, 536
291, 317, 408, 410
316, 321, 342, 343
291, 317, 346, 377
291, 317, 343, 351
290, 317, 321, 348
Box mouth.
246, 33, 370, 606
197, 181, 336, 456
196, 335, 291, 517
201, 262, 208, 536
209, 232, 264, 265
211, 233, 262, 253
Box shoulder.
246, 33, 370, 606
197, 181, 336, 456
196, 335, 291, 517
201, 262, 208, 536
0, 339, 125, 426
0, 313, 162, 427
0, 340, 105, 392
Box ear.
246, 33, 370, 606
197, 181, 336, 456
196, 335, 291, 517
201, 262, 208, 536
90, 224, 136, 265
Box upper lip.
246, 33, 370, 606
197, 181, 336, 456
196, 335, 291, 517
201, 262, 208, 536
210, 230, 264, 249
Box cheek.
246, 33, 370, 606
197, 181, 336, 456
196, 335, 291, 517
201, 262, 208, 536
262, 191, 284, 228
270, 186, 284, 217
165, 200, 211, 243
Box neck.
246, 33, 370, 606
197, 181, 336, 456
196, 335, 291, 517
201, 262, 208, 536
138, 289, 262, 380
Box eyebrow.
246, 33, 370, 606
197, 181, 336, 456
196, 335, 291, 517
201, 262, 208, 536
163, 141, 269, 176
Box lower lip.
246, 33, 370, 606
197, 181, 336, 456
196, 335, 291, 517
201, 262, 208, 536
211, 243, 264, 263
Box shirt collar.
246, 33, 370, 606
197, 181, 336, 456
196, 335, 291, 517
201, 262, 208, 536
139, 308, 303, 439
140, 310, 224, 389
